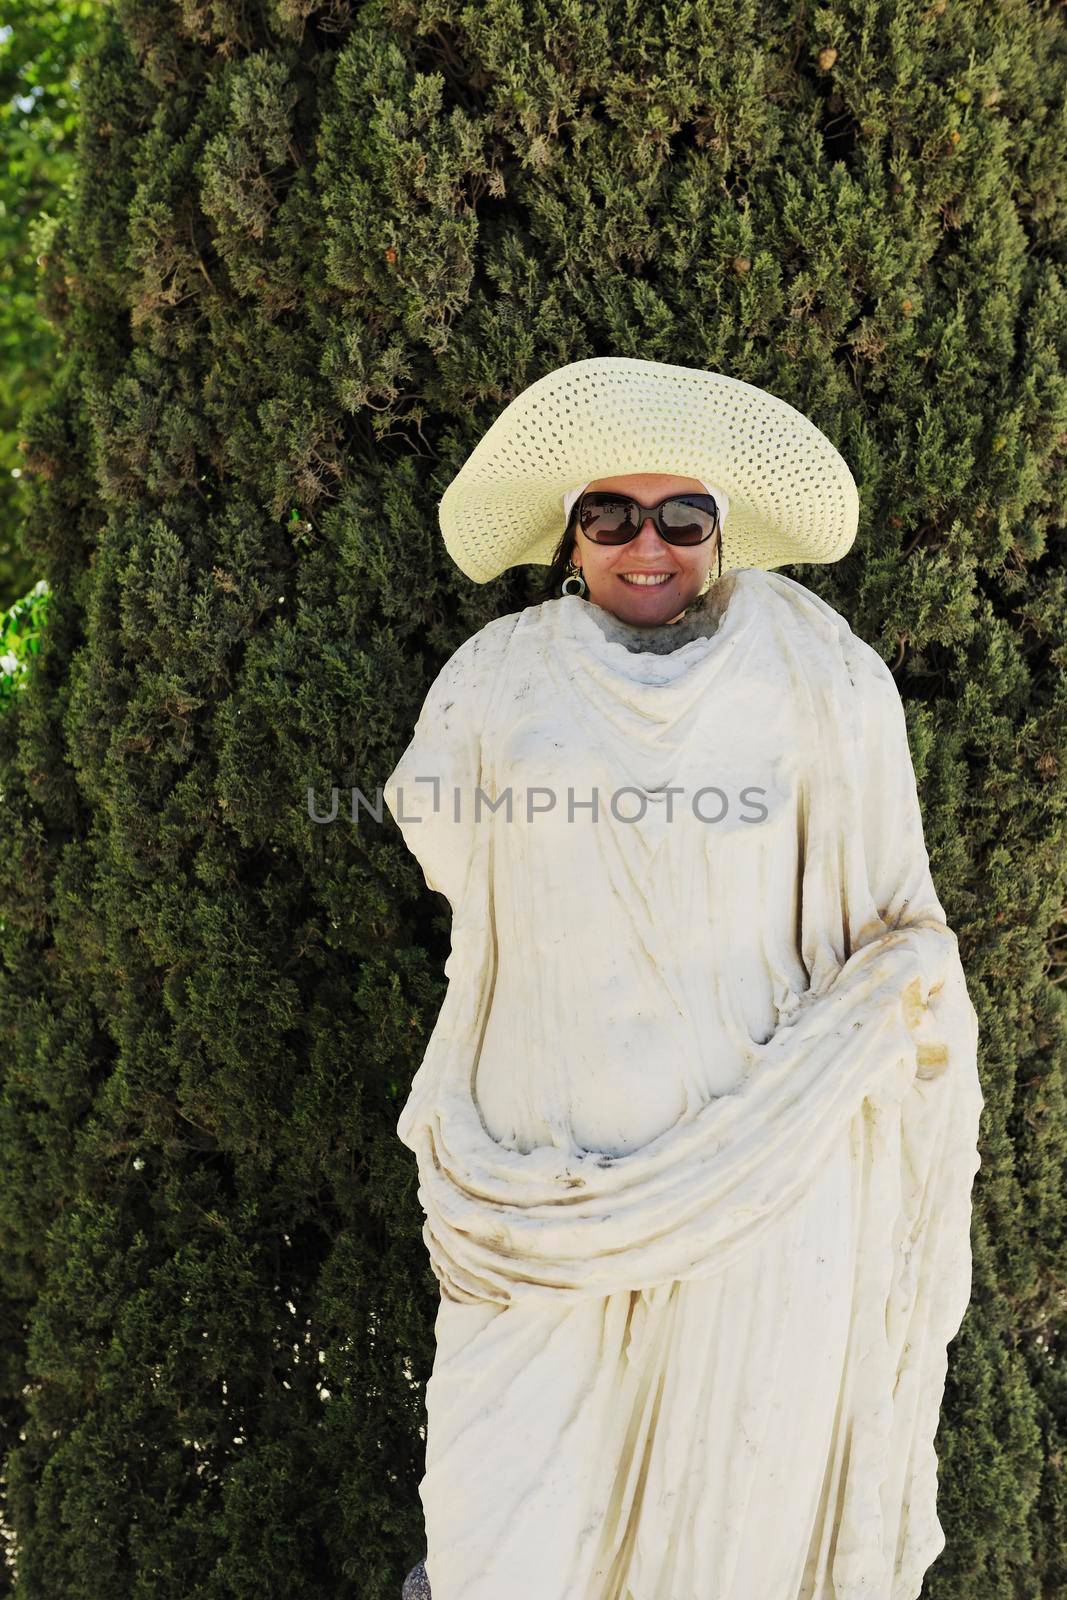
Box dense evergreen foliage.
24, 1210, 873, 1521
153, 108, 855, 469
1, 1, 100, 605
1, 1, 1064, 1594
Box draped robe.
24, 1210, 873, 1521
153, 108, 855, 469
384, 568, 984, 1600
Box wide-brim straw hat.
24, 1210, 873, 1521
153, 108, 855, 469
438, 356, 859, 582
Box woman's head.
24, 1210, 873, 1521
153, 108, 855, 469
534, 472, 723, 624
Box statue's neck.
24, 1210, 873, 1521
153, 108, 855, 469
580, 583, 727, 657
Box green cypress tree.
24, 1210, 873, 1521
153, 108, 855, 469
1, 1, 1063, 1595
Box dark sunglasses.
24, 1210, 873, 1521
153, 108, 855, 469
572, 491, 720, 547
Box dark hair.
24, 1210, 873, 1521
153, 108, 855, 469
532, 503, 582, 602
531, 502, 723, 603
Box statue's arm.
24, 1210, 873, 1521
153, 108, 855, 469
850, 641, 949, 932
849, 640, 978, 1077
384, 614, 518, 911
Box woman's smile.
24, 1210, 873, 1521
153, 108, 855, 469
619, 572, 674, 587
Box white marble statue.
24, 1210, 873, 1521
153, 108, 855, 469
385, 364, 985, 1600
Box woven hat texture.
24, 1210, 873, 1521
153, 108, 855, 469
438, 357, 859, 583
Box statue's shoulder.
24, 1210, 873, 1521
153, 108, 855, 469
738, 568, 893, 691
471, 607, 525, 647
473, 596, 574, 653
423, 609, 527, 715
441, 608, 525, 671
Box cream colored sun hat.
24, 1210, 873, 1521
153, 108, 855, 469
438, 356, 859, 582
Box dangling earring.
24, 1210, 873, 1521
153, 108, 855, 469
561, 562, 587, 598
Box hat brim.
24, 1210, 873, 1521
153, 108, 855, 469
438, 357, 859, 582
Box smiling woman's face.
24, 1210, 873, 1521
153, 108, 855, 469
570, 472, 719, 626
